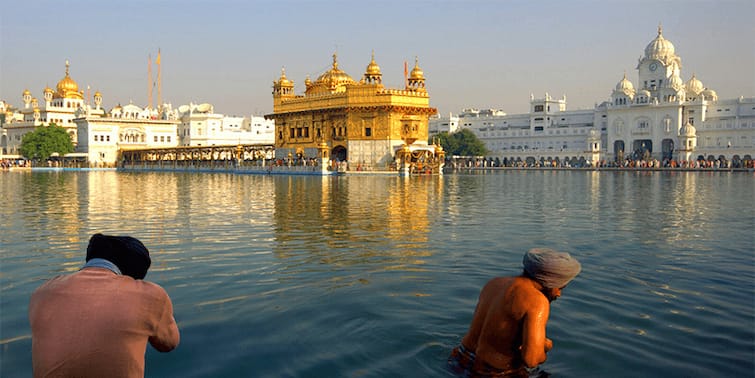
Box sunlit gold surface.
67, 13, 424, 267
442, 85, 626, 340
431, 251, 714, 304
55, 60, 84, 100
268, 52, 437, 166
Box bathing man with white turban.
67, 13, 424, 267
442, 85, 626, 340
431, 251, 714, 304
448, 248, 581, 377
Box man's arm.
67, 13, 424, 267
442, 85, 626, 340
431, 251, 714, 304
520, 296, 550, 368
149, 290, 180, 352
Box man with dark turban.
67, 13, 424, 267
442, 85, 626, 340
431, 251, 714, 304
449, 248, 581, 377
29, 233, 180, 378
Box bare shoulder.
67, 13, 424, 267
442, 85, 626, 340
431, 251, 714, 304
509, 277, 549, 315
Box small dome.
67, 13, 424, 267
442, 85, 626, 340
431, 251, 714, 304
94, 91, 102, 97
638, 89, 651, 97
667, 73, 684, 90
315, 53, 356, 88
679, 121, 696, 137
686, 74, 703, 95
701, 88, 718, 101
44, 86, 54, 94
278, 68, 293, 87
615, 73, 635, 93
645, 25, 675, 60
304, 76, 312, 87
365, 51, 381, 76
409, 57, 425, 81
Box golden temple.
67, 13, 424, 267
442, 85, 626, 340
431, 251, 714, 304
267, 52, 442, 173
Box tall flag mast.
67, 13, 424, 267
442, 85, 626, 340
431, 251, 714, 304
156, 49, 162, 111
148, 54, 153, 110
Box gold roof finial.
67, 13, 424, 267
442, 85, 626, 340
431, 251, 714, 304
657, 23, 662, 36
65, 60, 70, 76
332, 52, 338, 69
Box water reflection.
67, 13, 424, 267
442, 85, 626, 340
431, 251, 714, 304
271, 176, 444, 274
2, 170, 752, 378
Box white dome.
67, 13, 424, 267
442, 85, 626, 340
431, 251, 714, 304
667, 73, 684, 90
615, 73, 635, 93
686, 74, 704, 95
701, 88, 718, 101
645, 25, 676, 60
679, 121, 696, 137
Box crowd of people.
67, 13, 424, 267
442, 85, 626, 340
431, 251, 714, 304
450, 156, 754, 170
1, 158, 30, 170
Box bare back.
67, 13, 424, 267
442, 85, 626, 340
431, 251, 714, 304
460, 275, 550, 371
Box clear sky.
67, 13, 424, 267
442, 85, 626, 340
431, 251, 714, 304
2, 0, 753, 117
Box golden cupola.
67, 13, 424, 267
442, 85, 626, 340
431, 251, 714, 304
55, 60, 83, 100
363, 51, 383, 84
273, 67, 295, 97
407, 56, 426, 91
314, 53, 355, 91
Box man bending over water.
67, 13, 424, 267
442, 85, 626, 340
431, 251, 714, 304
449, 248, 581, 377
29, 234, 179, 377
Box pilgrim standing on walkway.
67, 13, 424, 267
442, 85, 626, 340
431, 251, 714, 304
29, 233, 180, 378
449, 248, 581, 377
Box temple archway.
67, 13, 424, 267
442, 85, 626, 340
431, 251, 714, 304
332, 145, 347, 161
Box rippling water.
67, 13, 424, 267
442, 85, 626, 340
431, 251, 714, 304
1, 170, 753, 377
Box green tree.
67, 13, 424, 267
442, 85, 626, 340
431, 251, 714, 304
431, 129, 488, 157
20, 124, 74, 160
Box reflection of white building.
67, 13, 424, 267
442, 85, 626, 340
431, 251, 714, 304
177, 102, 274, 146
432, 26, 755, 164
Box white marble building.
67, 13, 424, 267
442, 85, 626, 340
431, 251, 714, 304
431, 26, 754, 166
177, 103, 275, 147
1, 61, 106, 156
74, 103, 180, 166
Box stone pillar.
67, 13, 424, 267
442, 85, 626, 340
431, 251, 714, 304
317, 141, 330, 175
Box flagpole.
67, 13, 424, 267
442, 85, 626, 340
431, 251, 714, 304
157, 49, 162, 111
148, 54, 153, 110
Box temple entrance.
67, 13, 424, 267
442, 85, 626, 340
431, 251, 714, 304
632, 139, 652, 160
613, 140, 625, 162
332, 145, 347, 162
662, 139, 674, 161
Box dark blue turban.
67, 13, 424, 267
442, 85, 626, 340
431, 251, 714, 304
86, 233, 151, 279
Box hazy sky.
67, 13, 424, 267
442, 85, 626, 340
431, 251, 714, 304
2, 0, 753, 117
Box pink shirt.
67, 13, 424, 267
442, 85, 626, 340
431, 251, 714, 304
29, 267, 180, 378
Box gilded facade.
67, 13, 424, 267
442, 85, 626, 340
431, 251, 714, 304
268, 53, 438, 169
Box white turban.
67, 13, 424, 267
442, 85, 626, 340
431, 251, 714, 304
523, 248, 581, 289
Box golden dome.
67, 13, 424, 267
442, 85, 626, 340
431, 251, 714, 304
44, 86, 54, 94
315, 53, 356, 88
55, 60, 83, 100
23, 89, 31, 96
409, 57, 425, 81
365, 51, 381, 76
278, 67, 293, 87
